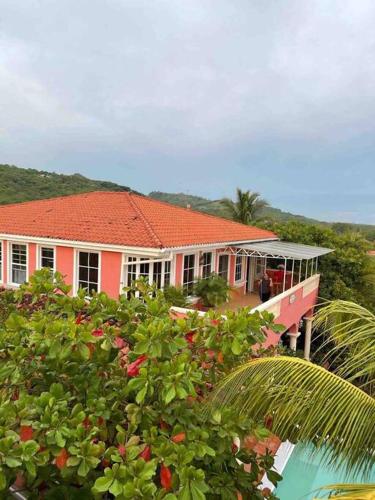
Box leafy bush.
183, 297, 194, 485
163, 286, 188, 308
194, 274, 230, 307
0, 271, 282, 498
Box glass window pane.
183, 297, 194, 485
79, 252, 89, 266
89, 253, 99, 268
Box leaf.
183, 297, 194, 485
78, 343, 90, 361
93, 475, 114, 492
164, 385, 176, 404
266, 469, 282, 486
136, 386, 148, 404
231, 338, 241, 355
109, 479, 123, 496
0, 470, 5, 491
55, 431, 66, 447
4, 457, 22, 467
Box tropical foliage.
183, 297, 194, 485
0, 164, 133, 205
221, 189, 269, 224
0, 270, 282, 499
207, 299, 375, 499
194, 274, 230, 308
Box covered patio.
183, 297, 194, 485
217, 241, 333, 313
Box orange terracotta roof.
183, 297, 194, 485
368, 250, 375, 256
0, 192, 276, 248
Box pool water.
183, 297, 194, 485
276, 444, 375, 500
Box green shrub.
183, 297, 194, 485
0, 271, 282, 498
163, 285, 188, 308
194, 274, 230, 307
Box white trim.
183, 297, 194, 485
37, 244, 56, 273
7, 241, 29, 287
0, 233, 165, 256
74, 249, 102, 295
0, 233, 278, 255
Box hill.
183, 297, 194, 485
0, 164, 133, 205
149, 191, 375, 241
149, 191, 321, 224
0, 164, 373, 241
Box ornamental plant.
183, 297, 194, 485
194, 274, 230, 308
0, 270, 283, 499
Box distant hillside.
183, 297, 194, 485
149, 191, 321, 223
149, 191, 375, 240
0, 164, 134, 205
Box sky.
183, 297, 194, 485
1, 0, 375, 224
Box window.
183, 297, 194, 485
11, 243, 27, 285
183, 254, 195, 293
235, 255, 243, 282
40, 247, 55, 271
218, 254, 229, 281
201, 252, 212, 278
78, 251, 99, 293
0, 241, 2, 282
164, 261, 171, 287
124, 257, 171, 289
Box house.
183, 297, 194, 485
0, 191, 332, 354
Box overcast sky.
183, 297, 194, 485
1, 0, 375, 223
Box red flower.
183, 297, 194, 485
55, 448, 69, 469
20, 425, 33, 442
101, 458, 110, 468
118, 444, 126, 457
171, 432, 186, 443
139, 445, 151, 461
160, 464, 172, 491
75, 313, 83, 324
82, 417, 91, 430
92, 328, 104, 337
207, 349, 216, 359
127, 355, 148, 378
211, 319, 220, 326
114, 337, 126, 349
97, 416, 105, 426
185, 331, 195, 344
217, 351, 224, 364
159, 420, 169, 431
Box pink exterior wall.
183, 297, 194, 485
28, 243, 37, 277
56, 246, 74, 292
175, 254, 183, 286
101, 251, 122, 298
262, 284, 318, 347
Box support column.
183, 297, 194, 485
303, 317, 313, 360
287, 331, 301, 351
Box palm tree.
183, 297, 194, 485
206, 300, 375, 499
221, 188, 269, 224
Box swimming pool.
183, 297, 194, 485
275, 444, 375, 500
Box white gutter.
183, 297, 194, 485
167, 237, 279, 252
0, 233, 166, 257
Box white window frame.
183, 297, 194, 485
121, 255, 173, 292
182, 253, 197, 294
74, 249, 101, 295
200, 251, 213, 279
8, 242, 29, 287
235, 255, 244, 283
217, 253, 230, 282
38, 245, 56, 273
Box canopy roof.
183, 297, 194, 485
232, 241, 334, 260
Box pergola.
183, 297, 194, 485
225, 241, 333, 293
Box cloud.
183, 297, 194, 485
0, 0, 374, 222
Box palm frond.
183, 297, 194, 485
314, 483, 375, 499
206, 356, 375, 476
314, 301, 375, 388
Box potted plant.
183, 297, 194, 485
194, 273, 231, 309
